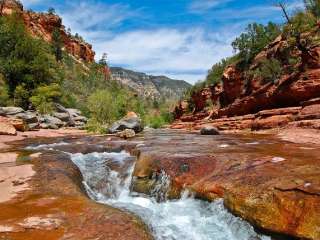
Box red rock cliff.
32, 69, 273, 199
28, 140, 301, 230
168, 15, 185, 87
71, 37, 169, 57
173, 23, 320, 131
0, 0, 95, 62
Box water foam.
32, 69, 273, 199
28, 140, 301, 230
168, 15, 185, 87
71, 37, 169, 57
69, 151, 271, 240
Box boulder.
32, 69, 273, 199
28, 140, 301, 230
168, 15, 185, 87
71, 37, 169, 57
116, 129, 136, 139
54, 103, 68, 113
41, 115, 64, 129
200, 126, 220, 135
53, 112, 71, 122
66, 108, 82, 118
9, 118, 28, 132
73, 115, 88, 123
109, 113, 143, 134
13, 111, 38, 124
0, 120, 17, 135
0, 107, 24, 116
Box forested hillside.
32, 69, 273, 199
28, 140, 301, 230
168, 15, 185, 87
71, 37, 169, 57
0, 0, 185, 131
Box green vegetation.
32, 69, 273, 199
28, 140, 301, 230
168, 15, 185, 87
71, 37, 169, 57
231, 22, 281, 67
182, 0, 320, 113
30, 84, 61, 114
250, 58, 283, 84
0, 13, 174, 132
0, 14, 61, 109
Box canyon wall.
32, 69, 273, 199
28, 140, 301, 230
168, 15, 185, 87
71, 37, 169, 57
0, 0, 95, 62
173, 24, 320, 131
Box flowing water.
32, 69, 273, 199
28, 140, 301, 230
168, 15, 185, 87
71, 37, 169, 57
69, 150, 270, 240
27, 139, 272, 240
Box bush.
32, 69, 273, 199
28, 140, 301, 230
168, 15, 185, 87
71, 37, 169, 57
252, 58, 283, 84
304, 0, 320, 18
232, 22, 281, 66
30, 84, 61, 114
14, 84, 29, 109
145, 111, 174, 129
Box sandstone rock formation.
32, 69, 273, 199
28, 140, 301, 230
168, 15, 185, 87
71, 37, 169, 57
0, 0, 95, 62
130, 130, 320, 239
173, 24, 320, 132
0, 117, 17, 135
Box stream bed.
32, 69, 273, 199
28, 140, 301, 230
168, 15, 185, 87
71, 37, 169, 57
27, 139, 271, 240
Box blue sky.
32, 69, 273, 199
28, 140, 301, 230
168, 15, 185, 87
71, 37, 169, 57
21, 0, 304, 84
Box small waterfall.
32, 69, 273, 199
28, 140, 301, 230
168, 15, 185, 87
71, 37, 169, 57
151, 170, 171, 202
25, 139, 272, 240
68, 150, 271, 240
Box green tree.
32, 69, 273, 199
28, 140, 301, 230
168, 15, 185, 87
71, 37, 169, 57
232, 22, 281, 66
52, 27, 63, 62
30, 84, 61, 114
99, 53, 108, 66
304, 0, 320, 18
14, 84, 29, 109
0, 14, 58, 107
48, 7, 55, 15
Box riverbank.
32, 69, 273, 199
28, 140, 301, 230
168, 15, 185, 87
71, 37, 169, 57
0, 130, 153, 240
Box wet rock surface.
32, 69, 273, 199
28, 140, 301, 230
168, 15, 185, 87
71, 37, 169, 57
130, 130, 320, 239
0, 136, 153, 240
0, 129, 319, 239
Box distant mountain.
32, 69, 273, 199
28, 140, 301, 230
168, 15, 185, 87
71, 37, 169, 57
110, 67, 191, 101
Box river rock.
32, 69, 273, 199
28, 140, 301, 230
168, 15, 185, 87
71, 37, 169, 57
53, 112, 71, 122
41, 115, 64, 129
116, 129, 136, 139
200, 126, 220, 135
0, 107, 24, 116
109, 113, 143, 134
67, 108, 82, 118
0, 119, 17, 135
13, 111, 38, 124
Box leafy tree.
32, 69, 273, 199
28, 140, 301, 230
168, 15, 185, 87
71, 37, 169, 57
99, 53, 108, 66
304, 0, 320, 18
232, 22, 281, 66
48, 7, 55, 15
52, 27, 63, 62
0, 14, 58, 107
30, 84, 61, 114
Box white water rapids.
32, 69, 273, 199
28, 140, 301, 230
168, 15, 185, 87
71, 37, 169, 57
67, 150, 271, 240
26, 140, 271, 240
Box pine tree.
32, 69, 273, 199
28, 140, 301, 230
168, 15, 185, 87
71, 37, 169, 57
52, 27, 63, 62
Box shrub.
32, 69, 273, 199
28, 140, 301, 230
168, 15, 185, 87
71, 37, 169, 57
30, 84, 61, 114
232, 22, 281, 66
14, 84, 29, 109
252, 58, 283, 84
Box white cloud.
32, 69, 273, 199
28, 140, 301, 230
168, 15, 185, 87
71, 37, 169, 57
55, 1, 236, 84
189, 0, 234, 13
93, 28, 235, 84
